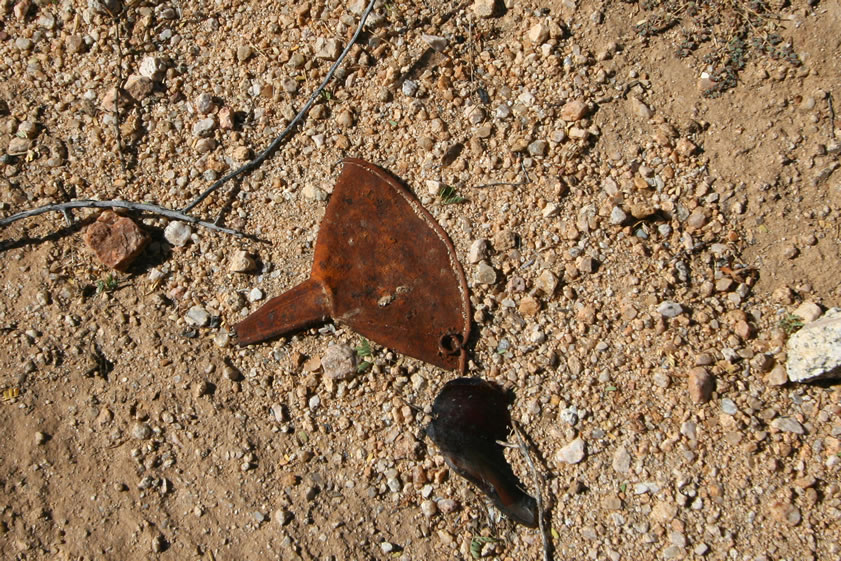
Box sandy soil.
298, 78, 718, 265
1, 1, 840, 560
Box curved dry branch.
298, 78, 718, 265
181, 0, 378, 214
0, 199, 253, 239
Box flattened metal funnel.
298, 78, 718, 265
235, 158, 471, 372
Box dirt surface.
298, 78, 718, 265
1, 1, 840, 560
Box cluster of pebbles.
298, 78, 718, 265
1, 0, 839, 560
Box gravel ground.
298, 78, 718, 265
1, 1, 840, 560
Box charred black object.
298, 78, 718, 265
426, 377, 538, 527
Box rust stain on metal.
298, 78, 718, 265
426, 378, 538, 527
235, 158, 471, 372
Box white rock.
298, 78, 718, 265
194, 93, 215, 114
164, 221, 192, 247
556, 437, 586, 464
139, 56, 167, 81
542, 202, 559, 218
248, 287, 264, 302
192, 117, 216, 137
786, 307, 841, 382
302, 183, 327, 201
495, 104, 512, 119
402, 80, 419, 97
185, 305, 210, 327
420, 499, 437, 517
425, 179, 443, 196
612, 445, 631, 473
213, 331, 230, 347
467, 239, 489, 264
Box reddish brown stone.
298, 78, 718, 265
84, 210, 149, 270
688, 366, 715, 404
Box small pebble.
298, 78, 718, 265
474, 261, 497, 284
556, 437, 586, 464
194, 93, 215, 114
164, 221, 192, 247
612, 445, 631, 473
192, 117, 216, 137
438, 498, 458, 513
274, 509, 292, 525
609, 206, 627, 225
132, 422, 152, 440
771, 417, 804, 435
223, 365, 243, 382
561, 99, 588, 121
720, 398, 738, 415
402, 80, 419, 97
472, 0, 498, 18
688, 367, 714, 404
420, 499, 437, 517
185, 305, 210, 327
229, 250, 256, 273
657, 301, 683, 318
528, 139, 548, 157
322, 344, 356, 380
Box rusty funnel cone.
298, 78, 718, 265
235, 158, 470, 372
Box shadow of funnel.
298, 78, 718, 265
234, 158, 471, 372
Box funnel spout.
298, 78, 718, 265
234, 277, 330, 345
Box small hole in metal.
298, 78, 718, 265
438, 333, 462, 355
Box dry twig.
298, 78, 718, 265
182, 0, 378, 214
0, 200, 254, 239
512, 421, 554, 561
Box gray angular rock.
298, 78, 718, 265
786, 307, 841, 382
609, 206, 628, 225
657, 301, 683, 318
185, 305, 210, 327
771, 417, 805, 435
314, 38, 341, 60
474, 261, 497, 285
192, 117, 217, 137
